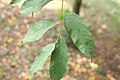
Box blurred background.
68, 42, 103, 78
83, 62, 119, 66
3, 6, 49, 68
0, 0, 120, 80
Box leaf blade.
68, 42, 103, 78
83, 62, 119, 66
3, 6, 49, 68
30, 43, 55, 79
49, 38, 68, 80
10, 0, 20, 4
64, 12, 95, 57
23, 19, 55, 43
20, 0, 52, 14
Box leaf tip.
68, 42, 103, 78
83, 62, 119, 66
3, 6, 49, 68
29, 75, 32, 80
18, 41, 23, 46
29, 72, 33, 80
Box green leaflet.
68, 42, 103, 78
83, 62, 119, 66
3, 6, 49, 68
23, 19, 55, 43
49, 38, 68, 80
20, 0, 34, 14
64, 12, 95, 57
10, 0, 20, 4
20, 0, 52, 14
30, 43, 55, 79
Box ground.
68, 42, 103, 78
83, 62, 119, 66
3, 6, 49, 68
0, 0, 120, 80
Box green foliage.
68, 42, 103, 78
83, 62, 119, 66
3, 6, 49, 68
57, 9, 70, 20
23, 19, 55, 43
30, 43, 55, 79
20, 0, 52, 14
49, 38, 68, 80
64, 12, 95, 57
10, 0, 95, 80
10, 0, 20, 4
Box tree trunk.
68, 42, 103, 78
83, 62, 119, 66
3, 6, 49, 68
73, 0, 82, 14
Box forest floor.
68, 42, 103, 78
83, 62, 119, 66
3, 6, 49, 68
0, 0, 120, 80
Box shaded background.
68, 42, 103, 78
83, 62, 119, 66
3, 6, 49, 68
0, 0, 120, 80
